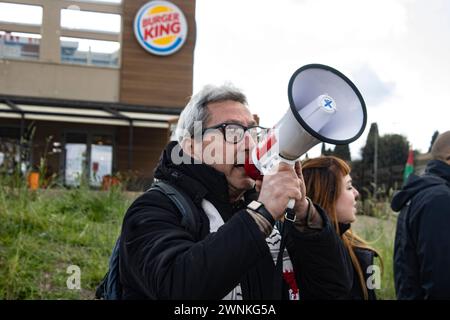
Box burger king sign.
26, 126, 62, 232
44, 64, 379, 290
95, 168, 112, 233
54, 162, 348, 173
134, 1, 188, 56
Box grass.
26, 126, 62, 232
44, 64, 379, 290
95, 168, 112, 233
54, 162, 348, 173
0, 172, 398, 300
353, 200, 397, 300
0, 174, 133, 299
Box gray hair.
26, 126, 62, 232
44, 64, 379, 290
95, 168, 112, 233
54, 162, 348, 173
172, 83, 248, 142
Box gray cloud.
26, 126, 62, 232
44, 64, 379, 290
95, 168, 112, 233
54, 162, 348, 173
351, 64, 396, 107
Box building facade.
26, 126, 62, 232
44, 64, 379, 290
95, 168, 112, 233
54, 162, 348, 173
0, 0, 196, 189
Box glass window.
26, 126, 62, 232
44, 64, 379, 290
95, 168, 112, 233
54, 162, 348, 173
90, 135, 114, 187
90, 144, 113, 187
0, 126, 31, 175
61, 9, 121, 33
60, 36, 120, 67
0, 2, 43, 25
0, 31, 41, 60
0, 138, 20, 174
64, 133, 87, 186
64, 133, 114, 187
65, 143, 87, 186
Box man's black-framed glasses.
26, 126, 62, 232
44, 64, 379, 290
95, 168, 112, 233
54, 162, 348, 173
202, 123, 269, 144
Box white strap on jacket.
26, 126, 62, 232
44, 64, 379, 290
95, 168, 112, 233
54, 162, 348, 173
201, 199, 243, 300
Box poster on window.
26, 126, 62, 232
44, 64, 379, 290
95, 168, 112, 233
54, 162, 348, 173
90, 144, 112, 187
65, 143, 86, 186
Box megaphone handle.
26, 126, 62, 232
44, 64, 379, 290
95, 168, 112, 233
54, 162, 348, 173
276, 157, 297, 211
287, 198, 295, 209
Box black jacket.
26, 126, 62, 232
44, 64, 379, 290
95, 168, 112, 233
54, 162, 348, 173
391, 160, 450, 299
340, 224, 377, 300
353, 248, 377, 300
118, 141, 353, 300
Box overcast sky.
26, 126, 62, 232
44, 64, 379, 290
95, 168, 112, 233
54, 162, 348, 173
194, 0, 450, 159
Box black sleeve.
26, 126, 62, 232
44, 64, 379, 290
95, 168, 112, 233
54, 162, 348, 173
414, 194, 450, 299
119, 191, 270, 299
286, 205, 353, 300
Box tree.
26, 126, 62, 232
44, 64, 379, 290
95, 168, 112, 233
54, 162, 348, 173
361, 122, 379, 168
333, 144, 351, 161
428, 130, 439, 153
377, 134, 409, 168
355, 130, 410, 199
321, 142, 333, 156
355, 122, 411, 199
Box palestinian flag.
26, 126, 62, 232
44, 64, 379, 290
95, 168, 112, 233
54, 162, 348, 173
403, 149, 414, 184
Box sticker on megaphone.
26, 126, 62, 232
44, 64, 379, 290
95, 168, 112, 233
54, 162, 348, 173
244, 93, 337, 180
244, 127, 298, 179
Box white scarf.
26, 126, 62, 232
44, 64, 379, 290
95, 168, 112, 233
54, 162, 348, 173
201, 199, 299, 300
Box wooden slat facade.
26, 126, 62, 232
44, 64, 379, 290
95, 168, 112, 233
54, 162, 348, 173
119, 0, 196, 108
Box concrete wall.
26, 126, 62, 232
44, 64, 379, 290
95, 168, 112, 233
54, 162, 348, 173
0, 59, 120, 101
0, 0, 122, 102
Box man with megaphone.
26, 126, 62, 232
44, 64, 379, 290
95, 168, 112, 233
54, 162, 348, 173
113, 65, 367, 300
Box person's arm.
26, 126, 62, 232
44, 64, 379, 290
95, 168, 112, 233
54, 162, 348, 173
286, 205, 353, 300
294, 197, 324, 232
415, 194, 450, 299
120, 192, 269, 300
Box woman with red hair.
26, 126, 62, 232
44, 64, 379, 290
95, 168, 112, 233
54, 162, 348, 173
301, 156, 382, 300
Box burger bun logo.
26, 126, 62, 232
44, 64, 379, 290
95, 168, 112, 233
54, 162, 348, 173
134, 1, 188, 56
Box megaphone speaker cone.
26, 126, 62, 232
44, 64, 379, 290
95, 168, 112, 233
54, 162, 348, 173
288, 64, 367, 145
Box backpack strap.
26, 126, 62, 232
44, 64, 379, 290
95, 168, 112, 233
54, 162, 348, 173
105, 239, 121, 299
148, 180, 199, 238
272, 208, 297, 299
95, 238, 121, 300
95, 180, 200, 300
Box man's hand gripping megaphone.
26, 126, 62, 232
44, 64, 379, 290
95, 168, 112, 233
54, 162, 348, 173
252, 158, 310, 223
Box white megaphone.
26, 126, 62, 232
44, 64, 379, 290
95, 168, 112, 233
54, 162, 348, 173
244, 64, 367, 209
